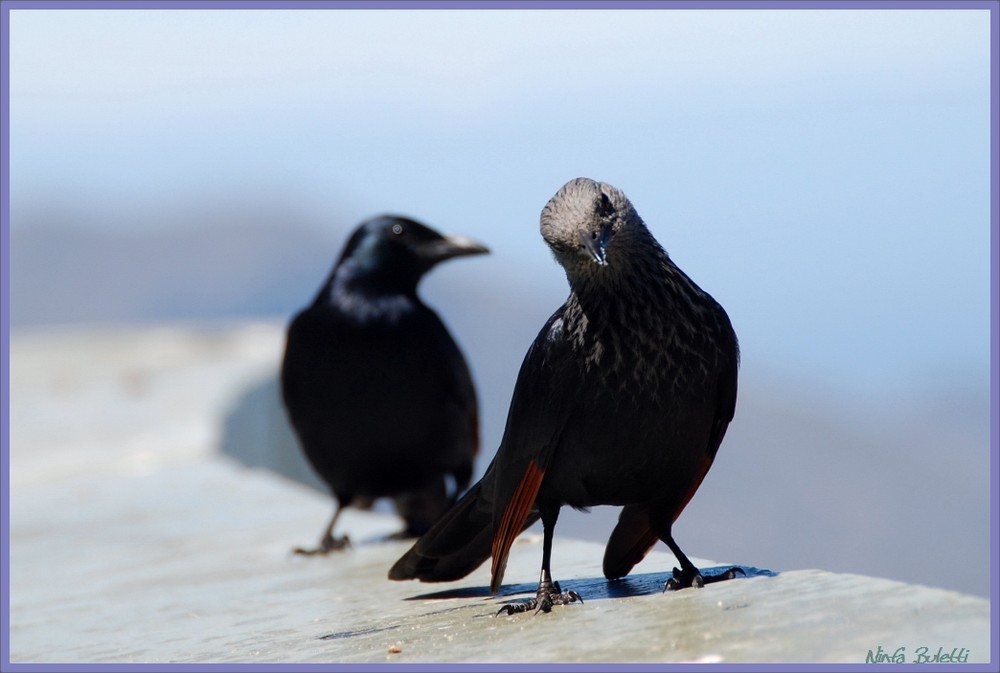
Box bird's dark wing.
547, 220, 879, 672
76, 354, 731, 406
602, 322, 739, 580
674, 320, 739, 516
487, 308, 582, 592
423, 309, 481, 473
280, 307, 335, 448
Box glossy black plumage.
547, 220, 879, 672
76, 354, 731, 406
389, 178, 740, 612
281, 215, 487, 554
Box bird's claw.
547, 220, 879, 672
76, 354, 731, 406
496, 602, 533, 616
292, 534, 351, 555
714, 566, 746, 582
663, 565, 745, 591
496, 585, 582, 616
663, 566, 703, 591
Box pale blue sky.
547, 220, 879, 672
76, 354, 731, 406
5, 3, 996, 599
8, 6, 993, 405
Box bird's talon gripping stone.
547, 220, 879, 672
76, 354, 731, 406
497, 586, 580, 616
665, 565, 745, 590
704, 566, 745, 584
664, 566, 704, 591
496, 601, 535, 616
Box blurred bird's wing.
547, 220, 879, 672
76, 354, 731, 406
488, 309, 581, 592
438, 316, 482, 460
417, 309, 481, 489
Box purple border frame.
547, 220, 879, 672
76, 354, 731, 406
0, 1, 996, 672
0, 0, 998, 9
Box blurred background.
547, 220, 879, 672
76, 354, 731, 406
7, 7, 993, 598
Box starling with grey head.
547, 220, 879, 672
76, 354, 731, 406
389, 178, 741, 613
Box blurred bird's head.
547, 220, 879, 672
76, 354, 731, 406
539, 177, 653, 283
335, 215, 489, 292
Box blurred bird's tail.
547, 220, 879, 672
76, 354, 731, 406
388, 482, 497, 583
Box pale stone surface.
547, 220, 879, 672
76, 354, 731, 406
7, 324, 992, 665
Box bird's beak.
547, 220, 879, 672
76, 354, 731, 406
433, 234, 490, 261
580, 225, 612, 267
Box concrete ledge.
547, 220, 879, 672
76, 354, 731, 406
7, 323, 993, 665
8, 451, 992, 664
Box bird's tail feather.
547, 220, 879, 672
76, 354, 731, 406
602, 504, 659, 580
388, 482, 495, 582
489, 459, 545, 593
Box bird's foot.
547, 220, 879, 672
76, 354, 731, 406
663, 565, 744, 591
292, 534, 351, 556
496, 580, 583, 616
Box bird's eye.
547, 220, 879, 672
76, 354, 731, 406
597, 192, 615, 218
391, 223, 404, 235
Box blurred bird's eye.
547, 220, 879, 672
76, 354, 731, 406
392, 223, 404, 235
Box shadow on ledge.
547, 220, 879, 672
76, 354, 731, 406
404, 566, 778, 603
218, 372, 327, 493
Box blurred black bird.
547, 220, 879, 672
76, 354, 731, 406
389, 178, 741, 613
281, 215, 488, 555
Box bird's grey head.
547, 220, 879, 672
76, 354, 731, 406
539, 177, 651, 281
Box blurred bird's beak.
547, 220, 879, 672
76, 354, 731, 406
433, 234, 490, 261
580, 226, 612, 267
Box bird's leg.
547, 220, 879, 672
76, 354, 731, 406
662, 535, 743, 591
497, 508, 582, 616
293, 505, 351, 555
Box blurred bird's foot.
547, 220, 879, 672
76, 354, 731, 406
292, 533, 351, 555
496, 579, 583, 616
663, 565, 744, 591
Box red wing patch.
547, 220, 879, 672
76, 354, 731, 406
490, 459, 544, 593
